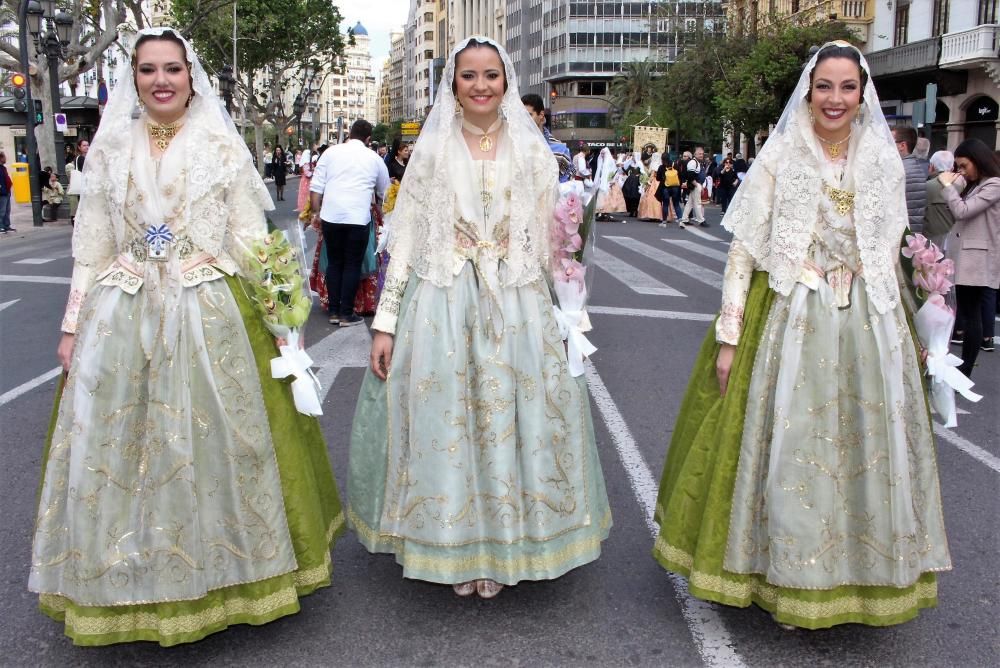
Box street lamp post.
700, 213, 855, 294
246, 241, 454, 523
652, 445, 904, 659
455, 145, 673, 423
218, 64, 235, 115
27, 0, 74, 223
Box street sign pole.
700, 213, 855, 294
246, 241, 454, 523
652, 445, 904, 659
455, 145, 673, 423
17, 0, 44, 227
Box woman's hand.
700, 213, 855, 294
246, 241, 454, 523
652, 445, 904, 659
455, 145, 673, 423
938, 171, 958, 187
716, 343, 736, 396
57, 333, 75, 373
371, 331, 394, 381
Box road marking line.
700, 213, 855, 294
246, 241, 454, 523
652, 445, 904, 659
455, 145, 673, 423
592, 247, 686, 297
933, 423, 1000, 474
680, 225, 728, 243
0, 367, 62, 407
305, 323, 371, 404
589, 305, 715, 322
0, 275, 70, 285
0, 299, 19, 313
661, 238, 730, 263
585, 360, 746, 668
13, 258, 57, 265
604, 236, 723, 290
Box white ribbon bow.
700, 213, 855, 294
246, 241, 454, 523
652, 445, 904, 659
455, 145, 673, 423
270, 329, 324, 416
553, 305, 597, 377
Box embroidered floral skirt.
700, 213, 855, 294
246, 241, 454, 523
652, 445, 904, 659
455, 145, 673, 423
348, 263, 611, 585
31, 275, 343, 646
652, 271, 951, 629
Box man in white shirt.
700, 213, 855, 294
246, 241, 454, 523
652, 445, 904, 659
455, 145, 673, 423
679, 145, 707, 228
310, 120, 390, 326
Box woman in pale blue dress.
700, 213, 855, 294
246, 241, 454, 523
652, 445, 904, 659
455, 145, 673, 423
348, 36, 611, 599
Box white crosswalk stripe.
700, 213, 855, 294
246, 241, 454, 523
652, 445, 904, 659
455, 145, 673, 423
603, 235, 723, 290
661, 238, 730, 263
592, 246, 686, 297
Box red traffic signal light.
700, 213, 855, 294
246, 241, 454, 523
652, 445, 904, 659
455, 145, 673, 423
10, 72, 26, 88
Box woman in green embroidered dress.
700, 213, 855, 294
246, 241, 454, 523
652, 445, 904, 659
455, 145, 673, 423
652, 42, 951, 629
30, 27, 343, 646
348, 36, 611, 599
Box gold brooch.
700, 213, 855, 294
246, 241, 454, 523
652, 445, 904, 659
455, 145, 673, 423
823, 184, 855, 216
148, 121, 181, 152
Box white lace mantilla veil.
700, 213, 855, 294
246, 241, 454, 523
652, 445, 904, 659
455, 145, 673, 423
384, 36, 558, 289
722, 40, 908, 314
72, 25, 273, 268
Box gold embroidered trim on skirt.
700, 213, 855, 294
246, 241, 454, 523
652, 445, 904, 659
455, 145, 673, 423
350, 505, 609, 577
41, 587, 299, 639
654, 536, 939, 619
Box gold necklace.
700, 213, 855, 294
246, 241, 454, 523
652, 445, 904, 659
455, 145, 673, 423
148, 121, 181, 152
815, 131, 851, 158
462, 118, 503, 153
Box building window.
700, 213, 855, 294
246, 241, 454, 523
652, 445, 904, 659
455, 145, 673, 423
894, 2, 910, 46
980, 0, 999, 23
932, 0, 950, 36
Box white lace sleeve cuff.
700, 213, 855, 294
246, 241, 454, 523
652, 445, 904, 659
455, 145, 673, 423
372, 271, 408, 335
716, 239, 754, 346
61, 264, 97, 333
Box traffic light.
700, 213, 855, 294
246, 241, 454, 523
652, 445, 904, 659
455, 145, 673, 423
11, 72, 26, 113
34, 100, 43, 124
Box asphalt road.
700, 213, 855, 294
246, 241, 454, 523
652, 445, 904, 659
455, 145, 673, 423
0, 182, 997, 667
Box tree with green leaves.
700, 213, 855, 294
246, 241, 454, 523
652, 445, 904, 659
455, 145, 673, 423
713, 22, 857, 139
171, 0, 349, 173
0, 0, 152, 170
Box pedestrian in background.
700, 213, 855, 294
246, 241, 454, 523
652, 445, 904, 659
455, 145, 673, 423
716, 156, 739, 214
653, 41, 950, 630
939, 138, 1000, 368
41, 169, 64, 222
894, 126, 928, 230
295, 147, 315, 212
678, 146, 706, 228
656, 152, 682, 224
309, 119, 388, 326
924, 150, 957, 251
66, 138, 88, 224
271, 144, 287, 200
0, 151, 13, 233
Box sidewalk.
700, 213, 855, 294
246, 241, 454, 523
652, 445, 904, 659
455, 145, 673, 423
0, 202, 73, 240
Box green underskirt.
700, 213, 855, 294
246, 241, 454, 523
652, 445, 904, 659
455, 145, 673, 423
36, 276, 344, 646
652, 271, 940, 629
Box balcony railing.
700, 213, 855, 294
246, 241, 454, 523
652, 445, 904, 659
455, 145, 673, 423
866, 37, 939, 77
940, 24, 1000, 68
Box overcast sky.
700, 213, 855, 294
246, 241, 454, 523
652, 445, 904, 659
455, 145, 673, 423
334, 0, 409, 65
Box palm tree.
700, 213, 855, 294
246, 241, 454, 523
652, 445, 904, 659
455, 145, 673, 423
609, 60, 658, 116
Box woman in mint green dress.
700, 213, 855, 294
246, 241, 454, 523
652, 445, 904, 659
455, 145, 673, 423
348, 37, 611, 599
652, 43, 951, 629
30, 28, 343, 646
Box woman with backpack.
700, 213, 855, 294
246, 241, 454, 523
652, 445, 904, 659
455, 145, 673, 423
657, 152, 682, 224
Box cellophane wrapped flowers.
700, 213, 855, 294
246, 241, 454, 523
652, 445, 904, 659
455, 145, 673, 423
550, 181, 599, 376
901, 233, 980, 426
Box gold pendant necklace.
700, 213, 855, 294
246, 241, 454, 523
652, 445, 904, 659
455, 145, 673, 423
148, 121, 181, 152
816, 131, 851, 158
462, 118, 503, 154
